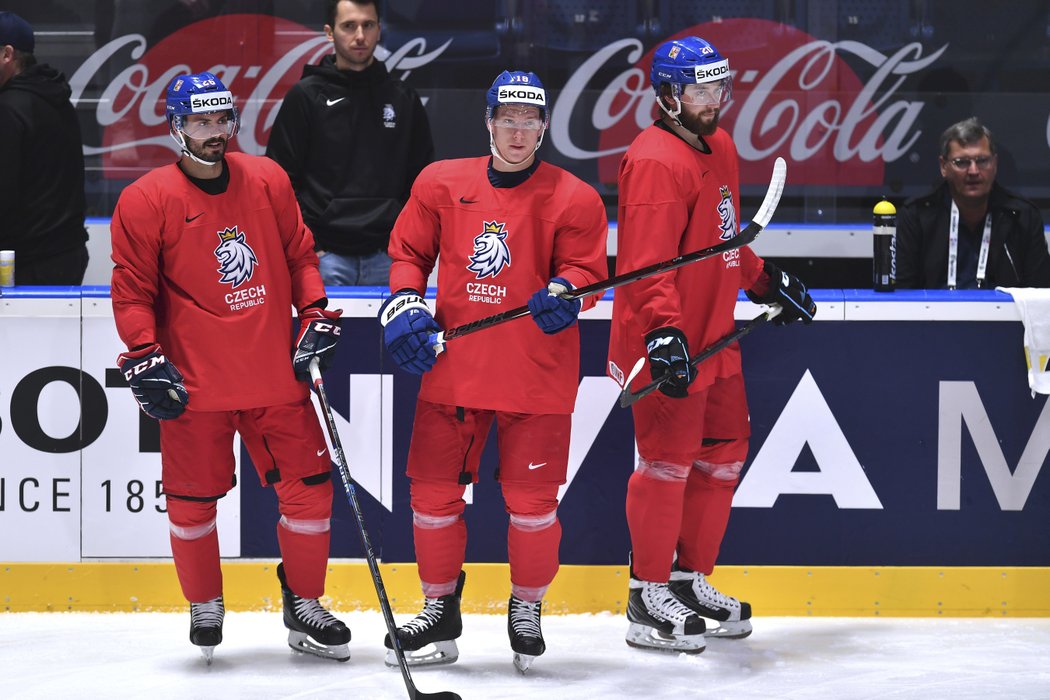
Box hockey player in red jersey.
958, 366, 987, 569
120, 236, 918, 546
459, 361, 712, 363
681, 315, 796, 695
111, 72, 349, 663
377, 70, 608, 673
608, 37, 816, 653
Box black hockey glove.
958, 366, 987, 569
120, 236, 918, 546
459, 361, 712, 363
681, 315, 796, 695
117, 343, 189, 420
745, 261, 817, 326
645, 326, 694, 398
527, 276, 582, 334
292, 307, 343, 380
378, 289, 441, 375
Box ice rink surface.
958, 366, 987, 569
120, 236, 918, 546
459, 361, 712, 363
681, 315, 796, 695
2, 612, 1049, 699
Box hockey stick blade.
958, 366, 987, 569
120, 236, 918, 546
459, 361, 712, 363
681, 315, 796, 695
309, 359, 462, 700
618, 308, 780, 408
429, 157, 787, 350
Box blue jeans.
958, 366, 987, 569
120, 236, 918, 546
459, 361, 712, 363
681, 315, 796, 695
318, 249, 392, 286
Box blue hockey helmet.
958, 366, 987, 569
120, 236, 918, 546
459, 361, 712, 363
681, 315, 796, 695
485, 70, 549, 126
650, 36, 732, 105
165, 71, 240, 136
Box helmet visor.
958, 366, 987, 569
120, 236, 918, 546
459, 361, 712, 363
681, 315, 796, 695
181, 115, 237, 140
680, 79, 731, 106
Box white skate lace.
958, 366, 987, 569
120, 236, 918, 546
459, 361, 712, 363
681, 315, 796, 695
644, 582, 697, 625
190, 596, 224, 628
293, 596, 340, 629
509, 598, 542, 638
402, 597, 445, 634
695, 574, 737, 609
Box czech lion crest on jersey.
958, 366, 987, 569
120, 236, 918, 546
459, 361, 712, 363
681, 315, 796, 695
214, 226, 258, 288
717, 185, 737, 241
467, 220, 512, 279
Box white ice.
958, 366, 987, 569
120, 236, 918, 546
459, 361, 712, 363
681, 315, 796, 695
2, 612, 1049, 699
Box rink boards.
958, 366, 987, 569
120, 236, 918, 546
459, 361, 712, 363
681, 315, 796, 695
1, 287, 1048, 614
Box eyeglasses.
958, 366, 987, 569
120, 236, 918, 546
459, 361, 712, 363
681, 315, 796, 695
681, 81, 729, 106
492, 117, 544, 131
182, 116, 236, 140
947, 156, 994, 171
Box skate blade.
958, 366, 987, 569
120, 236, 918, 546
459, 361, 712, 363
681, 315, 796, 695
287, 630, 351, 662
384, 640, 459, 668
199, 645, 216, 665
625, 623, 705, 654
513, 652, 538, 674
704, 619, 752, 639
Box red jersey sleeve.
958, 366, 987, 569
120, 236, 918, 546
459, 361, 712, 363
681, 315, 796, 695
111, 183, 163, 350
615, 156, 690, 331
389, 163, 442, 293
260, 157, 325, 310
551, 178, 609, 311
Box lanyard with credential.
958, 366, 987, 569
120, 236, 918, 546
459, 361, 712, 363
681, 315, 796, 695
948, 200, 992, 290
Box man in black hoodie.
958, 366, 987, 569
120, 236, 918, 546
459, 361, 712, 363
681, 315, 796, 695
266, 0, 434, 287
0, 12, 89, 285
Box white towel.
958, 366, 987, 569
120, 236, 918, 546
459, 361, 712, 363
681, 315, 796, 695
997, 287, 1050, 395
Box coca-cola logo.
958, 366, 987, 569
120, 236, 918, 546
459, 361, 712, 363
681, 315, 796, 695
68, 14, 450, 179
551, 18, 944, 186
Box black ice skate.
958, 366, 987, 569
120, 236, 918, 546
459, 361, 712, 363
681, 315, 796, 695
385, 570, 465, 667
669, 563, 753, 639
277, 563, 351, 662
189, 595, 224, 664
508, 595, 545, 674
626, 576, 706, 654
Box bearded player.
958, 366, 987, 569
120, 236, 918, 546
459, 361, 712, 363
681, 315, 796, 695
377, 70, 608, 673
110, 72, 348, 663
608, 37, 816, 653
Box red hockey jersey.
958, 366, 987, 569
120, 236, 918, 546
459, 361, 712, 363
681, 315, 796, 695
111, 152, 326, 411
389, 157, 608, 414
608, 125, 765, 393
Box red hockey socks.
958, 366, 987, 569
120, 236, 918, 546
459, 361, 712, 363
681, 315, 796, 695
626, 463, 689, 582
273, 478, 333, 599
677, 467, 737, 575
167, 498, 222, 602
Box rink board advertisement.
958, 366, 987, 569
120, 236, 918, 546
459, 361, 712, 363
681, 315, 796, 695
1, 289, 1048, 567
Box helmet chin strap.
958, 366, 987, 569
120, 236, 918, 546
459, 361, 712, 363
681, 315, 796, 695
170, 129, 222, 167
487, 122, 545, 168
657, 87, 685, 127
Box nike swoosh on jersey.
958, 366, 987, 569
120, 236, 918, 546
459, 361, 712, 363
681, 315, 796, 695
459, 196, 477, 204
184, 212, 204, 223
326, 97, 346, 106
317, 448, 327, 457
527, 462, 547, 470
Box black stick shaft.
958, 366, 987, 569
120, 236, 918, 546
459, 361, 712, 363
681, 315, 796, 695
309, 359, 461, 700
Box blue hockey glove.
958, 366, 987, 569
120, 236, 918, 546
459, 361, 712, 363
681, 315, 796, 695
379, 290, 441, 375
527, 277, 582, 334
644, 326, 693, 399
292, 307, 343, 380
117, 343, 189, 420
745, 261, 817, 325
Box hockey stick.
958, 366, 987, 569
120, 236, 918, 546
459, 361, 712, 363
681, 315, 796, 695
428, 156, 787, 353
618, 307, 782, 408
309, 358, 461, 700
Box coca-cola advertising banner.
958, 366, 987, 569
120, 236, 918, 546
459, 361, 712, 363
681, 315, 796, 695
13, 1, 1050, 220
